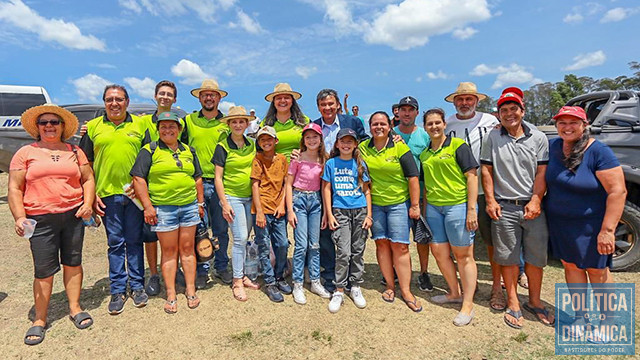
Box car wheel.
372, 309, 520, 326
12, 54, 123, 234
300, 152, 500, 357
612, 202, 640, 271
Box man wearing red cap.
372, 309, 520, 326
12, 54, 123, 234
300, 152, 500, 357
480, 87, 554, 329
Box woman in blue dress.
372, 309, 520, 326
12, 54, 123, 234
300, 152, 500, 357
545, 106, 626, 282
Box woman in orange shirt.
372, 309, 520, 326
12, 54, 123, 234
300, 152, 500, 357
8, 104, 95, 346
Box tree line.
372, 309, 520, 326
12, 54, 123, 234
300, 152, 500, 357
476, 61, 640, 125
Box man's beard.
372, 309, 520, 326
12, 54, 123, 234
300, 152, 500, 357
456, 104, 476, 118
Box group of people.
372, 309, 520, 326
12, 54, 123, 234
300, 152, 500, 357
9, 79, 625, 346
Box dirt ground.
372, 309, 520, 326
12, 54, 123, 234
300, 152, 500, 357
0, 172, 638, 359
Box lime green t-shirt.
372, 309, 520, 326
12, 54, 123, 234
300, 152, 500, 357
419, 137, 478, 206
261, 116, 309, 160
358, 138, 419, 206
130, 141, 202, 206
139, 113, 185, 142
213, 136, 256, 198
81, 114, 148, 198
183, 111, 228, 178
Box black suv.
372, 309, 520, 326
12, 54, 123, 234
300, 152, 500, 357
539, 90, 640, 271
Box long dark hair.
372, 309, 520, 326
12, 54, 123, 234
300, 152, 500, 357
262, 97, 306, 127
329, 136, 366, 190
563, 127, 591, 172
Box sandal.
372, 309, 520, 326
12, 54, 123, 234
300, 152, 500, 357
69, 311, 93, 330
242, 276, 261, 290
490, 289, 507, 311
523, 302, 555, 326
232, 284, 247, 302
186, 294, 200, 309
381, 289, 395, 303
404, 295, 423, 313
518, 273, 529, 289
504, 308, 524, 329
164, 299, 177, 314
24, 325, 46, 346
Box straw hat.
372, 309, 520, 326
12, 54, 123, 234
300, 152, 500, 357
264, 83, 302, 102
21, 103, 78, 140
220, 106, 256, 123
190, 79, 228, 98
444, 82, 488, 103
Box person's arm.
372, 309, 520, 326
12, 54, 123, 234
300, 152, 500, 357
595, 166, 627, 255
362, 182, 373, 229
274, 159, 288, 218
464, 169, 478, 231
407, 176, 420, 219
343, 93, 349, 115
481, 164, 500, 220
252, 179, 266, 228
8, 169, 28, 237
132, 175, 156, 225
75, 162, 95, 220
285, 173, 297, 228
195, 177, 205, 219
524, 165, 547, 220
214, 165, 234, 223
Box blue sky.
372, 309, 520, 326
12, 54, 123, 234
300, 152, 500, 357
1, 0, 638, 119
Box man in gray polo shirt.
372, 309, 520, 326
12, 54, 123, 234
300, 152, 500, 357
480, 87, 554, 329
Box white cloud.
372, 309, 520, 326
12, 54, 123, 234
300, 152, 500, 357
562, 50, 606, 71
295, 66, 318, 79
600, 7, 638, 23
229, 9, 263, 34
171, 59, 212, 85
452, 27, 477, 40
563, 13, 583, 24
118, 0, 237, 23
470, 63, 542, 89
71, 74, 111, 102
118, 0, 142, 13
219, 101, 236, 114
415, 77, 423, 82
426, 70, 448, 80
322, 0, 361, 35
95, 63, 116, 69
0, 0, 106, 51
124, 77, 157, 99
363, 0, 491, 50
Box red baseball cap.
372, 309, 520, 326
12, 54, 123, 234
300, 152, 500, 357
497, 87, 524, 109
552, 106, 587, 123
302, 122, 323, 137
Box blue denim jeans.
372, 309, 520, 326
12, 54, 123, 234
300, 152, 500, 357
226, 195, 253, 279
102, 195, 144, 294
319, 227, 336, 291
291, 190, 322, 284
197, 180, 230, 275
254, 214, 289, 284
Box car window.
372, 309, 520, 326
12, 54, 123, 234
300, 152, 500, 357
0, 93, 47, 116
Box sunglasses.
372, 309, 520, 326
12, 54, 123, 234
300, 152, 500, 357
37, 119, 63, 126
172, 152, 183, 169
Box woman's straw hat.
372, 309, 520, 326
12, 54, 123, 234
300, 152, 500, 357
21, 103, 78, 140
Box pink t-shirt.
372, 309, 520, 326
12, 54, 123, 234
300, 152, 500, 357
288, 159, 323, 191
10, 143, 89, 215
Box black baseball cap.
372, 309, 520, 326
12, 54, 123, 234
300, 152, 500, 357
336, 127, 357, 140
398, 96, 419, 110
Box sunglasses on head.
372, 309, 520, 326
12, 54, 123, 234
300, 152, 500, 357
37, 119, 63, 126
172, 152, 183, 169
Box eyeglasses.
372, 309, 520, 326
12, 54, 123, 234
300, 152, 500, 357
199, 93, 218, 99
172, 152, 183, 169
104, 97, 126, 103
37, 119, 63, 126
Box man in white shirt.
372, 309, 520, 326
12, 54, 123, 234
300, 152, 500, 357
444, 82, 506, 311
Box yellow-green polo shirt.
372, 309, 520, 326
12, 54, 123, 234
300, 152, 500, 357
130, 140, 202, 206
213, 136, 256, 198
358, 137, 419, 206
79, 113, 149, 198
419, 137, 479, 206
182, 110, 228, 179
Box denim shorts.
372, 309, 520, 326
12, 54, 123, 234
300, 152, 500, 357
371, 201, 411, 244
151, 201, 201, 232
425, 203, 474, 247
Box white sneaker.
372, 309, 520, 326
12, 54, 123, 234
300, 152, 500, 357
349, 286, 367, 309
328, 292, 343, 313
292, 282, 307, 305
310, 280, 331, 299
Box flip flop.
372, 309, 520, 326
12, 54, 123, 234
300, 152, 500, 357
186, 294, 200, 309
522, 302, 555, 326
24, 325, 46, 346
490, 289, 507, 311
69, 311, 93, 330
164, 299, 177, 314
381, 289, 395, 303
504, 308, 524, 329
404, 295, 423, 313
